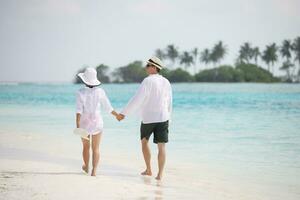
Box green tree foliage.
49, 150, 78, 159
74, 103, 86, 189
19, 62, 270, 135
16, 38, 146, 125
210, 41, 227, 67
236, 63, 279, 82
96, 64, 110, 83
238, 42, 253, 63
238, 43, 260, 65
280, 40, 293, 81
292, 37, 300, 80
161, 68, 193, 82
180, 51, 194, 70
195, 65, 243, 82
155, 48, 166, 60
280, 60, 294, 82
200, 48, 210, 66
166, 44, 179, 66
281, 40, 292, 61
262, 43, 278, 73
191, 47, 199, 74
74, 36, 300, 84
113, 61, 147, 83
252, 47, 260, 65
195, 63, 279, 82
292, 37, 300, 65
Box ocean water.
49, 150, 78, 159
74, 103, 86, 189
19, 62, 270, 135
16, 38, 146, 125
1, 83, 300, 197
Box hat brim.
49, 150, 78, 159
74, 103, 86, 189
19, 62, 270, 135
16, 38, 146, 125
78, 73, 101, 86
147, 61, 163, 70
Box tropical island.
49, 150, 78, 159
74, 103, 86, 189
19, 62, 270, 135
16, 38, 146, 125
74, 37, 300, 84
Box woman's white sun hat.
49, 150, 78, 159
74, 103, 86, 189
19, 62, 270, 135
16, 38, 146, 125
78, 67, 101, 86
147, 56, 164, 70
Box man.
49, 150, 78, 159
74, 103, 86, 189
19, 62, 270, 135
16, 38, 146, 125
118, 56, 172, 180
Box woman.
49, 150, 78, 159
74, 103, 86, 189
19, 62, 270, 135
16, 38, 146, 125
76, 67, 119, 176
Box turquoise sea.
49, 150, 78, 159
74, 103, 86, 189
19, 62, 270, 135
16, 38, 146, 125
1, 83, 300, 197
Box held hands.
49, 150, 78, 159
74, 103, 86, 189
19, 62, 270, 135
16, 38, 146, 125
112, 111, 125, 122
116, 113, 125, 121
111, 110, 125, 121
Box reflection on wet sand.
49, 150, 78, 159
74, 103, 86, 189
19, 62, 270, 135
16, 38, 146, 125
139, 176, 164, 200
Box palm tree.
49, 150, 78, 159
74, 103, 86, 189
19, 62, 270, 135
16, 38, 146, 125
239, 42, 252, 63
191, 47, 198, 74
262, 43, 278, 74
281, 40, 292, 61
180, 51, 194, 70
155, 48, 166, 60
280, 60, 294, 82
252, 47, 260, 65
292, 37, 300, 81
280, 40, 293, 80
166, 44, 179, 67
200, 48, 211, 68
210, 41, 227, 67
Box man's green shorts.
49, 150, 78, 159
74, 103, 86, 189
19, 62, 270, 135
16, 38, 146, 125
140, 121, 169, 143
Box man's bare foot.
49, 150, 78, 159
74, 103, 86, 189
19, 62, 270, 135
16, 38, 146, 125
155, 174, 162, 180
91, 168, 97, 176
141, 169, 152, 176
82, 165, 89, 174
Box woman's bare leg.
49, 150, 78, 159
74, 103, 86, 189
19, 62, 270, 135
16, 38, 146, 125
91, 133, 101, 176
81, 137, 90, 173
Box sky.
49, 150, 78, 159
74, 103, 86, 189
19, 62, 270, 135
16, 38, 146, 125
0, 0, 299, 82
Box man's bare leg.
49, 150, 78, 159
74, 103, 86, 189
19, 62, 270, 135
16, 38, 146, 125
91, 133, 101, 176
81, 137, 90, 174
156, 143, 166, 180
141, 138, 152, 176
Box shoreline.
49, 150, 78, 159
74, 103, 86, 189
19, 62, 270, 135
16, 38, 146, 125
1, 131, 300, 199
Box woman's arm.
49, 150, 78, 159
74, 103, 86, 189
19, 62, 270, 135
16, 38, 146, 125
111, 110, 123, 121
76, 113, 81, 128
99, 90, 121, 121
76, 91, 83, 128
111, 110, 118, 117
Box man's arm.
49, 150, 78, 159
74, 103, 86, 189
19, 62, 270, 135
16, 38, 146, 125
167, 82, 173, 121
120, 80, 148, 118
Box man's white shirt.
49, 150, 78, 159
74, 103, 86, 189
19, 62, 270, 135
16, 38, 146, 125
121, 74, 172, 124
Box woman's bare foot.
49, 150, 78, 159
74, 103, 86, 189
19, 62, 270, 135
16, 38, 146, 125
82, 165, 89, 174
155, 174, 162, 180
141, 169, 152, 176
91, 168, 97, 176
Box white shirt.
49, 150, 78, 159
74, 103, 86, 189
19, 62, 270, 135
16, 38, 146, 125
76, 87, 113, 134
121, 74, 172, 124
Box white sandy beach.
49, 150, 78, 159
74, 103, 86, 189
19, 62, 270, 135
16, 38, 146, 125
0, 130, 299, 200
